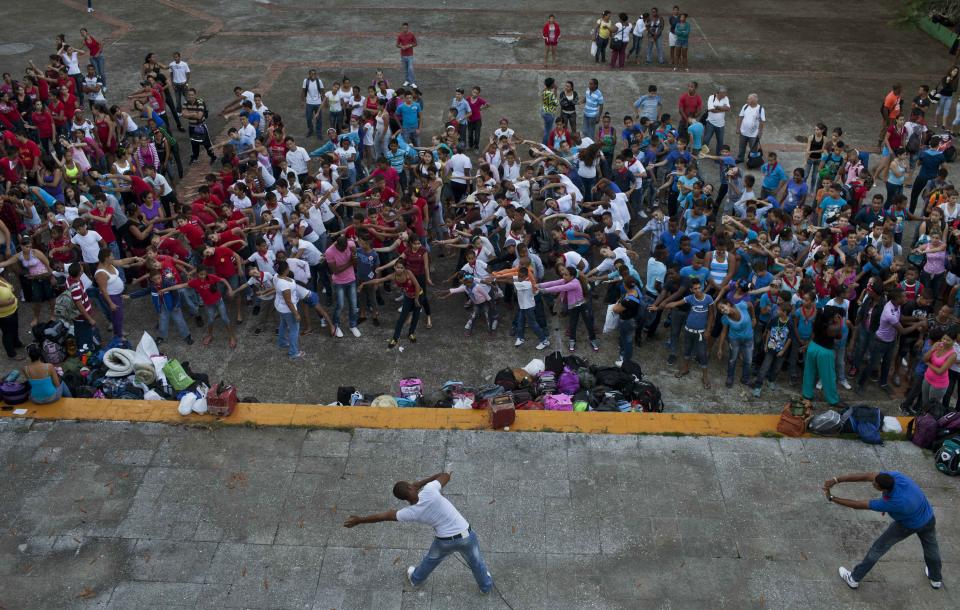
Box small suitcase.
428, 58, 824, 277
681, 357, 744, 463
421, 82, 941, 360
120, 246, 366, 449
489, 394, 516, 429
206, 382, 238, 417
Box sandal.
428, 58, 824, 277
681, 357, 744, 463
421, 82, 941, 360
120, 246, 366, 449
202, 335, 213, 347
674, 371, 690, 379
228, 338, 237, 349
703, 380, 712, 389
301, 328, 314, 336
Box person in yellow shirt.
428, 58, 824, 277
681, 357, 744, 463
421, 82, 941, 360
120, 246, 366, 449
0, 276, 24, 360
594, 11, 612, 63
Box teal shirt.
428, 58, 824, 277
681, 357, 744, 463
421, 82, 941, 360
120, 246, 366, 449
674, 22, 691, 43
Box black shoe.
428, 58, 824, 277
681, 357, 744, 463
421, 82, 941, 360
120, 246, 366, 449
185, 335, 194, 345
667, 354, 677, 365
195, 315, 204, 328
372, 318, 380, 327
252, 304, 261, 316
725, 378, 734, 388
177, 126, 185, 133
155, 337, 165, 345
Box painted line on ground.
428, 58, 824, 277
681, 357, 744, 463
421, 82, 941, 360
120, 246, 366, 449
0, 399, 913, 438
215, 29, 709, 44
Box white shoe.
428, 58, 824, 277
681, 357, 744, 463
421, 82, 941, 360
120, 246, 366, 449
402, 81, 410, 87
535, 340, 550, 350
87, 7, 94, 12
839, 567, 859, 589
615, 359, 623, 367
514, 337, 525, 347
841, 380, 852, 390
398, 306, 403, 313
816, 381, 823, 390
350, 326, 361, 338
335, 327, 344, 338
410, 83, 417, 89
406, 566, 420, 589
926, 566, 943, 589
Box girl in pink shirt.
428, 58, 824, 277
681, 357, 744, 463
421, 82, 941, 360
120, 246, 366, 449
539, 265, 599, 352
440, 273, 497, 335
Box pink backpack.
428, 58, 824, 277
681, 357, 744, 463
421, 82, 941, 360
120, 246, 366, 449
399, 378, 423, 400
543, 393, 573, 411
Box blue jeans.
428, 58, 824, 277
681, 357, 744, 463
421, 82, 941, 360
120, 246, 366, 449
179, 288, 201, 316
726, 337, 753, 383
401, 56, 415, 84
278, 311, 300, 357
158, 306, 190, 339
411, 530, 493, 593
541, 111, 556, 145
618, 318, 636, 362
857, 336, 895, 388
329, 110, 343, 133
90, 55, 106, 87
582, 114, 598, 139
305, 103, 322, 136
852, 516, 941, 583
805, 158, 820, 192
646, 36, 665, 63
333, 281, 359, 329
516, 307, 547, 342
401, 127, 419, 146
702, 121, 724, 154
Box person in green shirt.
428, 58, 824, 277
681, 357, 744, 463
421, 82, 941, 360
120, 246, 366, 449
674, 13, 692, 72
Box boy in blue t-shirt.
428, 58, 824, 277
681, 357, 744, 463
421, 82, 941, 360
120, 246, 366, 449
752, 301, 791, 397
718, 301, 754, 387
655, 278, 714, 389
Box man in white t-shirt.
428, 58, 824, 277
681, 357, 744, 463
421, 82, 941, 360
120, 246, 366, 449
735, 93, 766, 163
704, 84, 730, 153
284, 136, 311, 184
168, 52, 190, 113
343, 472, 494, 594
324, 82, 345, 132
301, 69, 325, 138
273, 265, 304, 360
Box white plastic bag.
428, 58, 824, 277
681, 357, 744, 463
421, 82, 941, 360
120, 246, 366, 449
523, 359, 545, 376
590, 41, 597, 58
603, 304, 620, 333
882, 415, 903, 433
178, 393, 196, 416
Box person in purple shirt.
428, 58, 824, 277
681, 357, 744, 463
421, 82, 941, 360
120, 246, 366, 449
825, 471, 942, 590
856, 288, 922, 393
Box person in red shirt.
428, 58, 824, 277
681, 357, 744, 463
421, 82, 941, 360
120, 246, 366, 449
542, 15, 561, 66
173, 215, 206, 253
80, 28, 105, 88
396, 23, 418, 87
28, 101, 55, 153
201, 244, 245, 324
163, 266, 237, 348
678, 81, 703, 139
85, 194, 120, 256
15, 131, 40, 176
0, 147, 20, 187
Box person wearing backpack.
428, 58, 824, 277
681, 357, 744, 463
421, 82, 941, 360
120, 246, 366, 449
734, 94, 765, 164
824, 471, 943, 591
909, 135, 946, 213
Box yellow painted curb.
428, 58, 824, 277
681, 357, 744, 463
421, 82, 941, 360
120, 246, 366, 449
0, 399, 915, 438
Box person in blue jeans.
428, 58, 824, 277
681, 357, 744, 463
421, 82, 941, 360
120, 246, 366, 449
343, 472, 494, 594
826, 471, 943, 591
718, 300, 753, 388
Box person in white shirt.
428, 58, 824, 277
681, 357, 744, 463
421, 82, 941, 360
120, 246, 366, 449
704, 84, 730, 153
735, 93, 766, 163
343, 472, 494, 594
82, 65, 106, 107
324, 82, 345, 133
284, 136, 311, 184
447, 147, 473, 202
302, 69, 325, 138
273, 262, 304, 359
168, 52, 190, 113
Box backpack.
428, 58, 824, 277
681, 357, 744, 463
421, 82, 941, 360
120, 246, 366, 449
543, 393, 573, 411
54, 290, 80, 322
398, 377, 423, 401
907, 413, 940, 449
844, 405, 883, 445
0, 380, 28, 405
563, 355, 590, 370
591, 366, 636, 394
494, 368, 518, 392
42, 339, 65, 365
632, 380, 663, 412
620, 360, 643, 381
937, 411, 960, 435
935, 437, 960, 475
557, 366, 580, 395
746, 146, 764, 169
905, 129, 922, 154
545, 351, 565, 375
536, 371, 557, 397
577, 367, 596, 390
337, 386, 356, 405
808, 410, 843, 435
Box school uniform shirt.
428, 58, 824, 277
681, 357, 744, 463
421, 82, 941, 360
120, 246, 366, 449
247, 250, 276, 274
302, 78, 324, 105
286, 146, 310, 175
203, 246, 238, 279
273, 276, 300, 313
296, 239, 323, 266
71, 230, 103, 264
513, 279, 537, 309
188, 275, 225, 305
247, 270, 276, 301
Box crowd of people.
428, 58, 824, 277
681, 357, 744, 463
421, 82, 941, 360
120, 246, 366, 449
0, 16, 959, 418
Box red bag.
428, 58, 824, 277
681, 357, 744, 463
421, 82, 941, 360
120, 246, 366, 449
489, 394, 515, 429
206, 382, 238, 417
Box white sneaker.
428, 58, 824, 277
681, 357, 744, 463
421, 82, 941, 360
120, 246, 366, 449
926, 566, 943, 589
406, 566, 420, 589
402, 81, 410, 87
87, 7, 94, 12
335, 327, 344, 338
535, 340, 550, 350
350, 326, 361, 338
410, 83, 417, 89
841, 380, 852, 390
514, 337, 525, 347
839, 567, 859, 589
816, 381, 823, 390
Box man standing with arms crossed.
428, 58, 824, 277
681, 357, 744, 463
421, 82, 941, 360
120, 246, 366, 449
397, 23, 418, 89
344, 472, 494, 594
825, 471, 943, 591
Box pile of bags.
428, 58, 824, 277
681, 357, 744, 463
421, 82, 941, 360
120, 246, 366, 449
906, 411, 960, 476
332, 353, 665, 427
777, 402, 901, 444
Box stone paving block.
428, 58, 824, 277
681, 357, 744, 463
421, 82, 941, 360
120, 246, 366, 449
544, 497, 600, 555
0, 575, 113, 609
205, 542, 324, 608
128, 539, 218, 583
105, 581, 204, 609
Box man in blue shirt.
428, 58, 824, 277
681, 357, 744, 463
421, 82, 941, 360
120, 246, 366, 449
825, 471, 942, 590
633, 84, 662, 122
909, 132, 946, 212
396, 92, 421, 146
582, 78, 604, 139
450, 88, 471, 143
621, 116, 644, 148
659, 218, 682, 259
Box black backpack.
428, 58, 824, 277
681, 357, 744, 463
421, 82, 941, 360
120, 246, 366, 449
563, 355, 590, 370
633, 380, 664, 412
494, 368, 517, 391
620, 360, 643, 381
545, 351, 565, 375
591, 366, 636, 393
